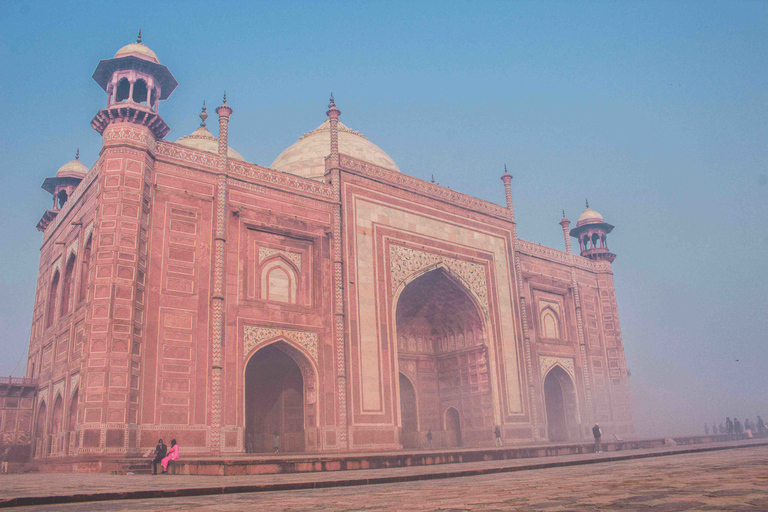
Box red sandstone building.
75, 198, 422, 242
3, 35, 634, 462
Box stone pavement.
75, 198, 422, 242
1, 440, 766, 510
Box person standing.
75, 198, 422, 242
161, 439, 179, 474
494, 426, 503, 447
726, 417, 734, 438
757, 415, 765, 435
734, 418, 743, 435
0, 448, 10, 474
426, 430, 433, 448
150, 439, 167, 475
704, 423, 709, 435
272, 431, 280, 453
592, 423, 602, 453
245, 431, 253, 454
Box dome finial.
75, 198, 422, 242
223, 91, 227, 104
586, 198, 589, 209
562, 209, 566, 218
75, 148, 80, 161
329, 93, 336, 109
137, 29, 142, 44
200, 101, 208, 128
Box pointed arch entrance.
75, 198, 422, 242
399, 373, 418, 448
244, 342, 316, 453
543, 365, 579, 442
395, 267, 491, 448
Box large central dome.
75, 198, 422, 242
271, 119, 400, 181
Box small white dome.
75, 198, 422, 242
271, 119, 399, 181
576, 208, 605, 227
115, 42, 159, 64
56, 159, 88, 178
175, 126, 245, 161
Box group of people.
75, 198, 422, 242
704, 416, 766, 438
147, 439, 179, 474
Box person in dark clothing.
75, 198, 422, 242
726, 417, 734, 438
592, 423, 602, 453
150, 439, 167, 475
426, 430, 433, 448
734, 419, 743, 435
0, 448, 10, 474
758, 416, 765, 435
704, 423, 709, 435
494, 426, 503, 447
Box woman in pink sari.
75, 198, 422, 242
161, 439, 179, 474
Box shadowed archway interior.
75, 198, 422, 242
544, 365, 579, 442
245, 344, 305, 453
396, 267, 491, 448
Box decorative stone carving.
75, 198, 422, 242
515, 239, 611, 272
539, 355, 576, 382
389, 245, 489, 316
259, 247, 302, 270
52, 379, 66, 402
243, 326, 318, 363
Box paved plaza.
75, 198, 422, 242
1, 442, 766, 511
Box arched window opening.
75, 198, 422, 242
60, 255, 76, 316
46, 270, 60, 328
78, 236, 92, 303
68, 391, 78, 431
592, 232, 600, 249
261, 259, 298, 304
132, 79, 148, 104
541, 308, 559, 339
57, 190, 68, 209
115, 78, 130, 102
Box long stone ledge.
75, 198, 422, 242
1, 437, 765, 508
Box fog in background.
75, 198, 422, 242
1, 1, 765, 439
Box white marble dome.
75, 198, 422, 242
56, 159, 88, 178
576, 207, 605, 227
176, 126, 245, 161
115, 42, 159, 64
271, 119, 399, 181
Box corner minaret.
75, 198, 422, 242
559, 210, 572, 254
90, 31, 178, 139
500, 164, 515, 221
569, 200, 616, 263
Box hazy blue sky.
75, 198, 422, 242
1, 1, 766, 437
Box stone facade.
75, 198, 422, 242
17, 36, 634, 461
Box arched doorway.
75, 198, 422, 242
395, 267, 490, 448
399, 373, 418, 448
543, 366, 578, 442
49, 396, 63, 455
34, 401, 46, 458
67, 390, 79, 454
445, 407, 462, 447
245, 344, 306, 453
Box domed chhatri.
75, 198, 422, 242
91, 31, 178, 139
38, 150, 88, 231
176, 103, 245, 161
114, 30, 159, 64
271, 118, 400, 181
569, 200, 616, 263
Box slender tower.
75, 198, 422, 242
569, 200, 616, 263
81, 32, 177, 454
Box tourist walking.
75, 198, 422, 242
150, 439, 167, 475
160, 439, 179, 474
272, 431, 280, 453
0, 448, 10, 474
494, 426, 503, 447
592, 423, 602, 453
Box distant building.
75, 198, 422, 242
11, 34, 634, 462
